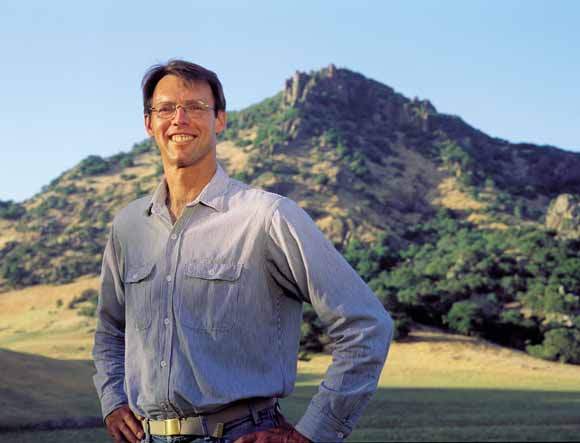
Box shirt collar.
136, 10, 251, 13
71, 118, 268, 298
146, 163, 230, 216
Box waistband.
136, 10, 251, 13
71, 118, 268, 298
139, 397, 278, 437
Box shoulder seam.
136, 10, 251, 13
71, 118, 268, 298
263, 195, 286, 238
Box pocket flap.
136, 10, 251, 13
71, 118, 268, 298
186, 262, 242, 281
125, 263, 155, 283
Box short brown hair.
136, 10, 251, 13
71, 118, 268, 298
141, 59, 226, 117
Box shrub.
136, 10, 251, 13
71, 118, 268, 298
78, 305, 97, 317
79, 155, 110, 176
349, 151, 368, 176
527, 328, 580, 364
232, 171, 249, 182
68, 288, 99, 309
314, 174, 328, 186
131, 139, 155, 154
119, 156, 134, 169
444, 301, 486, 336
52, 183, 81, 196
0, 200, 25, 220
393, 316, 412, 340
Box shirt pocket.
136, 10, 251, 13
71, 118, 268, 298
180, 261, 242, 332
124, 263, 155, 331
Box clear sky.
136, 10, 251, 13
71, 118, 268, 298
1, 0, 578, 202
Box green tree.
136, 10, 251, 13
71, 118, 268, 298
444, 301, 486, 336
527, 328, 580, 364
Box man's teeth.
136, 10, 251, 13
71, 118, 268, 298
171, 135, 195, 142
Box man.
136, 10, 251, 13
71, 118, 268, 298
93, 60, 393, 443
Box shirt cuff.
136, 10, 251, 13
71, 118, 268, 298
100, 390, 129, 421
295, 401, 352, 443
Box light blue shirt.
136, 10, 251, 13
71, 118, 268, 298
92, 164, 393, 442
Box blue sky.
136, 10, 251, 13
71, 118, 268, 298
1, 0, 579, 202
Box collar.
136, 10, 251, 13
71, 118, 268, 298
146, 163, 230, 216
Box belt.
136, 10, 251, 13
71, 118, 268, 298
140, 398, 277, 437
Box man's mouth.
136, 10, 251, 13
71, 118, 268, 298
170, 134, 196, 142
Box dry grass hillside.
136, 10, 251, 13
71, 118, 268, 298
0, 277, 99, 359
3, 66, 580, 292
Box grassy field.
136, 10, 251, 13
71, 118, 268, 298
1, 282, 580, 441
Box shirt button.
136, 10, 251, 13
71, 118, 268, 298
160, 360, 167, 368
166, 275, 172, 282
170, 234, 177, 240
164, 318, 170, 325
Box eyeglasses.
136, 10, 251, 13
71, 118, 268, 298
149, 100, 214, 119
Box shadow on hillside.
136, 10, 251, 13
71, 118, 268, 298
399, 333, 476, 344
0, 348, 100, 430
4, 348, 580, 440
281, 384, 580, 441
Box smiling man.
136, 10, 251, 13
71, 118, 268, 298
93, 60, 393, 443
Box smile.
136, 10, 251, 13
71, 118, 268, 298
170, 134, 196, 142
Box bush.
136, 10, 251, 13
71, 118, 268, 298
79, 155, 110, 176
444, 301, 486, 336
78, 305, 97, 317
527, 328, 580, 364
119, 156, 134, 169
131, 139, 155, 154
348, 151, 368, 176
0, 200, 25, 220
314, 174, 328, 186
300, 306, 327, 352
393, 316, 412, 340
68, 288, 99, 309
232, 171, 249, 182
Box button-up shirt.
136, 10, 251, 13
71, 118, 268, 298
92, 164, 393, 442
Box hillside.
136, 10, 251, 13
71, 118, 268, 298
1, 64, 580, 364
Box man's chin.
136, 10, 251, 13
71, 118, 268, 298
174, 156, 204, 169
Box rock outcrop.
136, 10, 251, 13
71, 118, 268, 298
546, 194, 580, 238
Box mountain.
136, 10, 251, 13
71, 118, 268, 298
2, 64, 580, 363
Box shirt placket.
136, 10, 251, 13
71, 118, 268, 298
157, 206, 193, 416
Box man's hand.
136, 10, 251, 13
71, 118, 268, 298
104, 404, 145, 443
233, 414, 311, 443
233, 427, 311, 443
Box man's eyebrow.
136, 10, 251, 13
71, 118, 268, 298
152, 97, 207, 103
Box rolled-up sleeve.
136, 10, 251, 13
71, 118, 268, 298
92, 223, 128, 419
266, 198, 394, 442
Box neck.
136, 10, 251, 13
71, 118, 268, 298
163, 156, 217, 223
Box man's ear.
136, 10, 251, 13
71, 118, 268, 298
144, 113, 154, 137
215, 110, 227, 134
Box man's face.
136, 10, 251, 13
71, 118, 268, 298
145, 75, 226, 170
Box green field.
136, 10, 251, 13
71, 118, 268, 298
2, 341, 580, 442
4, 383, 580, 442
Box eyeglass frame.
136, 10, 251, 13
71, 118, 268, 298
148, 99, 215, 119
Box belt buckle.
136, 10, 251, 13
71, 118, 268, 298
164, 417, 181, 435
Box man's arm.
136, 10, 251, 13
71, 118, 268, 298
93, 225, 143, 442
266, 198, 393, 443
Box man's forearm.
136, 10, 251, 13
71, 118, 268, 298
93, 329, 128, 418
93, 225, 128, 418
295, 309, 393, 442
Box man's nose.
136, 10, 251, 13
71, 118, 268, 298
172, 105, 190, 124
